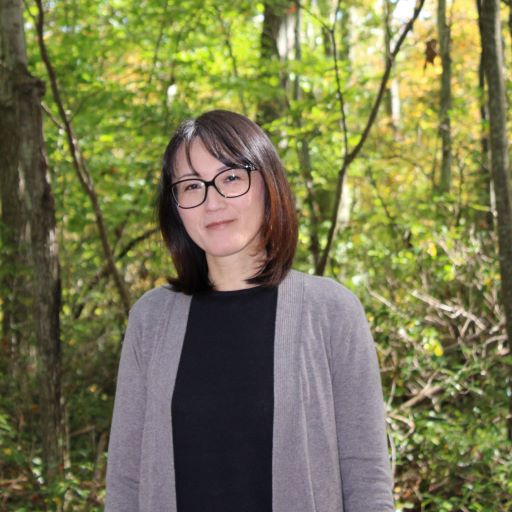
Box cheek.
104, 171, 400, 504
251, 183, 266, 222
253, 199, 265, 225
177, 210, 198, 239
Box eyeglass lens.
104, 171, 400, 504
172, 167, 251, 208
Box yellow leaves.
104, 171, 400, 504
427, 242, 437, 258
423, 337, 444, 357
483, 274, 500, 287
98, 134, 114, 143
422, 327, 444, 357
298, 229, 309, 246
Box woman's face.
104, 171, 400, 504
173, 138, 266, 264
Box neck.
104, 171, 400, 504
206, 251, 266, 291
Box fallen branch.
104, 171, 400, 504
398, 384, 444, 410
410, 290, 487, 330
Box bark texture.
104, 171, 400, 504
383, 0, 401, 134
476, 2, 493, 231
0, 0, 31, 431
437, 0, 452, 192
0, 0, 64, 481
479, 0, 512, 441
256, 1, 290, 125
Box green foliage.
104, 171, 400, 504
1, 0, 510, 509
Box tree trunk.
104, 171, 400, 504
508, 1, 512, 63
437, 0, 452, 192
0, 0, 32, 433
291, 1, 321, 269
476, 0, 493, 231
479, 0, 512, 441
0, 0, 64, 482
337, 3, 351, 72
383, 0, 400, 134
318, 0, 332, 56
256, 1, 290, 125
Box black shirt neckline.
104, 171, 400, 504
199, 284, 272, 298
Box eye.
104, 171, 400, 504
224, 172, 240, 183
183, 181, 202, 192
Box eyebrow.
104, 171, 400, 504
175, 164, 235, 180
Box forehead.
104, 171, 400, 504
175, 138, 219, 168
174, 138, 225, 179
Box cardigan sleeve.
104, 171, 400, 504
331, 291, 395, 512
105, 302, 146, 512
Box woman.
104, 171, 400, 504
105, 109, 395, 512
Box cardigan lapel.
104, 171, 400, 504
147, 289, 192, 512
272, 270, 314, 511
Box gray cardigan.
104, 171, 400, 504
105, 269, 395, 512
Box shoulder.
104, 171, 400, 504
289, 269, 364, 318
124, 284, 188, 360
287, 270, 372, 365
128, 284, 185, 327
131, 284, 176, 310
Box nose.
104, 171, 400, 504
203, 183, 226, 211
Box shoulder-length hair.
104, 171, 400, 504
156, 109, 298, 294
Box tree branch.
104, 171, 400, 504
34, 0, 131, 315
317, 0, 426, 275
71, 227, 159, 320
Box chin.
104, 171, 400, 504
196, 230, 264, 260
201, 236, 261, 260
203, 244, 248, 258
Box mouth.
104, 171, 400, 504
205, 219, 235, 229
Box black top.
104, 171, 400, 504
171, 285, 277, 512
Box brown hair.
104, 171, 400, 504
156, 109, 298, 294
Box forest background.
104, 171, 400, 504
1, 0, 511, 510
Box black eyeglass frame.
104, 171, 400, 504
170, 164, 258, 209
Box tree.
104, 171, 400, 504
0, 0, 63, 482
477, 14, 493, 231
257, 1, 291, 125
383, 0, 401, 134
0, 0, 32, 432
479, 0, 512, 441
437, 0, 452, 192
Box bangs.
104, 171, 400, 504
170, 119, 256, 180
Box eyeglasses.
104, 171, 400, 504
171, 164, 258, 209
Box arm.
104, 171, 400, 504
105, 303, 146, 512
331, 292, 395, 512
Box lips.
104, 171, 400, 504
205, 219, 235, 229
